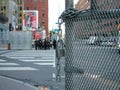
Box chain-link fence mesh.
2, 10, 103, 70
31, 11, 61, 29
61, 1, 120, 90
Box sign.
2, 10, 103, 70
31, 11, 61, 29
23, 10, 38, 31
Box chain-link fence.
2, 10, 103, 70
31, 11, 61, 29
60, 1, 120, 90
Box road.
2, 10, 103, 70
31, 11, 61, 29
0, 49, 56, 87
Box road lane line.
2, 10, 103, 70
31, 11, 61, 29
34, 63, 54, 65
20, 60, 53, 62
0, 59, 6, 62
0, 63, 19, 65
53, 50, 56, 67
0, 67, 38, 70
5, 56, 35, 59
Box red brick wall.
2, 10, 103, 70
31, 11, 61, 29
23, 0, 48, 36
75, 0, 91, 10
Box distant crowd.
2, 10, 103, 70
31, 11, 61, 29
34, 39, 57, 50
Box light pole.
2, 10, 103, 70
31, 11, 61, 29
65, 0, 74, 9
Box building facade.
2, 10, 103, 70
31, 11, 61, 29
75, 0, 91, 11
0, 0, 18, 47
23, 0, 48, 36
75, 0, 120, 39
14, 0, 24, 31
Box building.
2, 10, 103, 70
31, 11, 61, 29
23, 0, 48, 36
0, 0, 18, 48
14, 0, 24, 31
75, 0, 120, 40
75, 0, 91, 11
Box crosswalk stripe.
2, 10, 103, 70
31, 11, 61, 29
0, 50, 56, 68
0, 59, 6, 62
20, 60, 53, 62
0, 67, 38, 71
34, 63, 54, 66
6, 56, 35, 59
0, 63, 19, 65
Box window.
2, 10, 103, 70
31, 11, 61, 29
0, 13, 3, 15
42, 0, 45, 4
20, 7, 22, 10
1, 7, 3, 11
3, 6, 6, 10
20, 19, 22, 23
42, 13, 44, 17
19, 13, 22, 17
42, 21, 45, 24
27, 7, 29, 10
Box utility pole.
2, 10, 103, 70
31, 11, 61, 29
65, 0, 74, 9
65, 0, 75, 90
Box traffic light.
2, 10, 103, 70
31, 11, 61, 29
9, 23, 12, 31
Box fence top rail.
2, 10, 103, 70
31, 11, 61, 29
60, 8, 120, 21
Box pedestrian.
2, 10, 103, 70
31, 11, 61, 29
34, 39, 38, 50
44, 39, 47, 50
53, 39, 57, 49
50, 40, 53, 48
38, 39, 42, 49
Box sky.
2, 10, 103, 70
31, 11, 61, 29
48, 0, 79, 30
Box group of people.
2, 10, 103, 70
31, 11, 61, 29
34, 39, 57, 50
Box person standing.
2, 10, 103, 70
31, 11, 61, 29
53, 39, 57, 49
34, 39, 38, 50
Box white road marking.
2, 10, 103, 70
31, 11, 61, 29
0, 63, 19, 65
6, 57, 35, 59
0, 59, 6, 62
53, 51, 56, 67
34, 63, 54, 66
0, 67, 38, 70
1, 50, 56, 68
20, 60, 53, 62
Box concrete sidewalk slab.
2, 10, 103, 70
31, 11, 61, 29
0, 76, 39, 90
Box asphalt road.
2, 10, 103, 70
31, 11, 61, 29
0, 49, 56, 88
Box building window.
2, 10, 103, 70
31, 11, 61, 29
20, 19, 22, 23
20, 26, 22, 30
42, 21, 45, 24
1, 7, 3, 11
0, 13, 3, 15
42, 13, 44, 17
19, 13, 22, 17
18, 0, 22, 4
20, 7, 22, 10
27, 7, 29, 10
3, 6, 6, 10
42, 0, 45, 4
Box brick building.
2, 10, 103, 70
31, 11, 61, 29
23, 0, 48, 35
75, 0, 120, 39
75, 0, 91, 10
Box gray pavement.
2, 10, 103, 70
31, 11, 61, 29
0, 49, 65, 90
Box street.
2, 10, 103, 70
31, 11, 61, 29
0, 50, 56, 87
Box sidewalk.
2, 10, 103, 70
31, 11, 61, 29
0, 75, 39, 90
50, 56, 65, 90
0, 44, 7, 50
